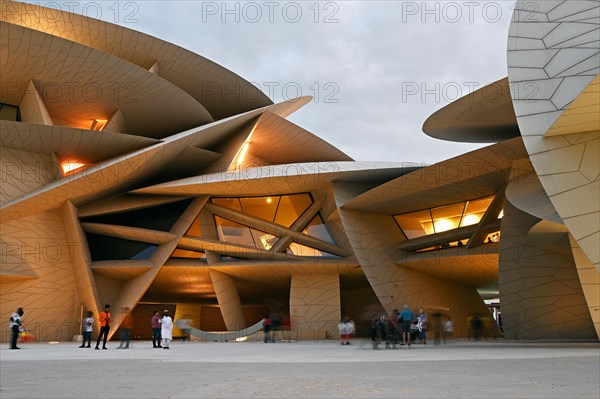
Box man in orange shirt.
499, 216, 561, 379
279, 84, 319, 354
95, 304, 111, 350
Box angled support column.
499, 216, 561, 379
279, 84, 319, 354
60, 201, 101, 319
209, 269, 246, 331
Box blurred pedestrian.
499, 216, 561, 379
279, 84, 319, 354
263, 315, 271, 343
338, 316, 356, 345
9, 308, 24, 350
417, 308, 427, 345
444, 317, 454, 343
117, 308, 132, 349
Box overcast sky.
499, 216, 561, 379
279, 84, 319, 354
40, 0, 517, 164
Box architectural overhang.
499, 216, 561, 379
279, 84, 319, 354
423, 77, 521, 143
0, 0, 274, 120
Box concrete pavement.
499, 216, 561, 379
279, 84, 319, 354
1, 339, 598, 398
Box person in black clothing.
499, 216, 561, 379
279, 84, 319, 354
9, 308, 24, 349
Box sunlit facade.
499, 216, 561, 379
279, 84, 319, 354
1, 0, 598, 342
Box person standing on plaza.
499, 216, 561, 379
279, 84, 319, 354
117, 308, 132, 349
79, 311, 94, 348
338, 316, 356, 346
398, 304, 414, 346
263, 315, 271, 343
95, 304, 111, 350
417, 308, 427, 345
9, 308, 24, 349
159, 310, 173, 349
151, 310, 162, 348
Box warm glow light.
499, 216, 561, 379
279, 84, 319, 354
61, 162, 85, 175
228, 126, 256, 171
434, 219, 453, 233
90, 119, 108, 131
498, 210, 504, 219
266, 197, 272, 203
462, 214, 480, 226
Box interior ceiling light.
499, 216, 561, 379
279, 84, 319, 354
433, 219, 453, 233
61, 161, 86, 175
462, 214, 480, 226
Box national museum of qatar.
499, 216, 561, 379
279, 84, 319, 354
1, 0, 598, 342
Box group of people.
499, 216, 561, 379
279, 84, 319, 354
371, 305, 435, 348
76, 305, 174, 350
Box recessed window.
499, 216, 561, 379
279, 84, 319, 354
212, 194, 312, 227
0, 103, 21, 121
303, 215, 336, 244
214, 216, 279, 250
395, 196, 496, 239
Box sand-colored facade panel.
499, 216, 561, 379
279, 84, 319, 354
290, 274, 341, 340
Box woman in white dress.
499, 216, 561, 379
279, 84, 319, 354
159, 310, 173, 349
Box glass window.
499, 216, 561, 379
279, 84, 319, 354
132, 245, 158, 260
0, 103, 20, 121
240, 197, 279, 222
431, 203, 465, 233
274, 194, 312, 227
215, 216, 255, 247
250, 230, 279, 250
286, 242, 339, 258
395, 195, 497, 239
485, 232, 501, 243
461, 196, 494, 227
185, 218, 201, 237
394, 210, 434, 239
212, 194, 313, 228
212, 198, 243, 212
303, 215, 335, 244
215, 216, 279, 250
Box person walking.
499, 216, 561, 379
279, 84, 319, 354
95, 305, 111, 350
159, 310, 173, 349
9, 308, 24, 349
79, 311, 94, 348
151, 310, 162, 348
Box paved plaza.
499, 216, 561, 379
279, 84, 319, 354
1, 339, 599, 398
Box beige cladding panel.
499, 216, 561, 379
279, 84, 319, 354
0, 147, 58, 205
568, 235, 600, 339
290, 274, 341, 340
499, 199, 597, 340
508, 0, 600, 271
1, 210, 81, 342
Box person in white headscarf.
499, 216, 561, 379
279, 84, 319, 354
159, 310, 173, 349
